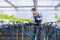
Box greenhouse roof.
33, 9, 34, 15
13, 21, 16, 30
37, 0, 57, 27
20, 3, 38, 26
0, 0, 60, 8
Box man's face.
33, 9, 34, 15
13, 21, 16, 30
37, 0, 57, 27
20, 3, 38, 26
32, 10, 37, 15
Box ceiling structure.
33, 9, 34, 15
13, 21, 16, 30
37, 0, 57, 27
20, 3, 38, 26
0, 0, 60, 11
0, 0, 59, 8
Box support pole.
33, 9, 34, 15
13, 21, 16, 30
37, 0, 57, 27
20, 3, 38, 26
15, 7, 19, 40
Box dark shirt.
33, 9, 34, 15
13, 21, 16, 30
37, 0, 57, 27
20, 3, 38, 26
33, 13, 42, 24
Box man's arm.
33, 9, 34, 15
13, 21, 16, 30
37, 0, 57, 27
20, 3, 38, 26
39, 13, 43, 20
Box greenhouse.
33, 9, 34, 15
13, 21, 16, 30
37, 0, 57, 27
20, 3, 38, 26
0, 0, 60, 40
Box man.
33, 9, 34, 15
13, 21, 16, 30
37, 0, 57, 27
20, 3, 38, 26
31, 8, 42, 40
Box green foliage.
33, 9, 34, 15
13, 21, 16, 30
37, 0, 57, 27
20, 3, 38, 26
0, 13, 32, 22
54, 13, 60, 20
0, 13, 9, 19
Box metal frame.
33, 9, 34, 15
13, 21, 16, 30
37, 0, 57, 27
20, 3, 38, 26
4, 0, 17, 8
33, 0, 37, 8
55, 3, 60, 10
0, 0, 57, 10
0, 0, 59, 10
0, 0, 57, 8
0, 0, 59, 11
0, 6, 55, 8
